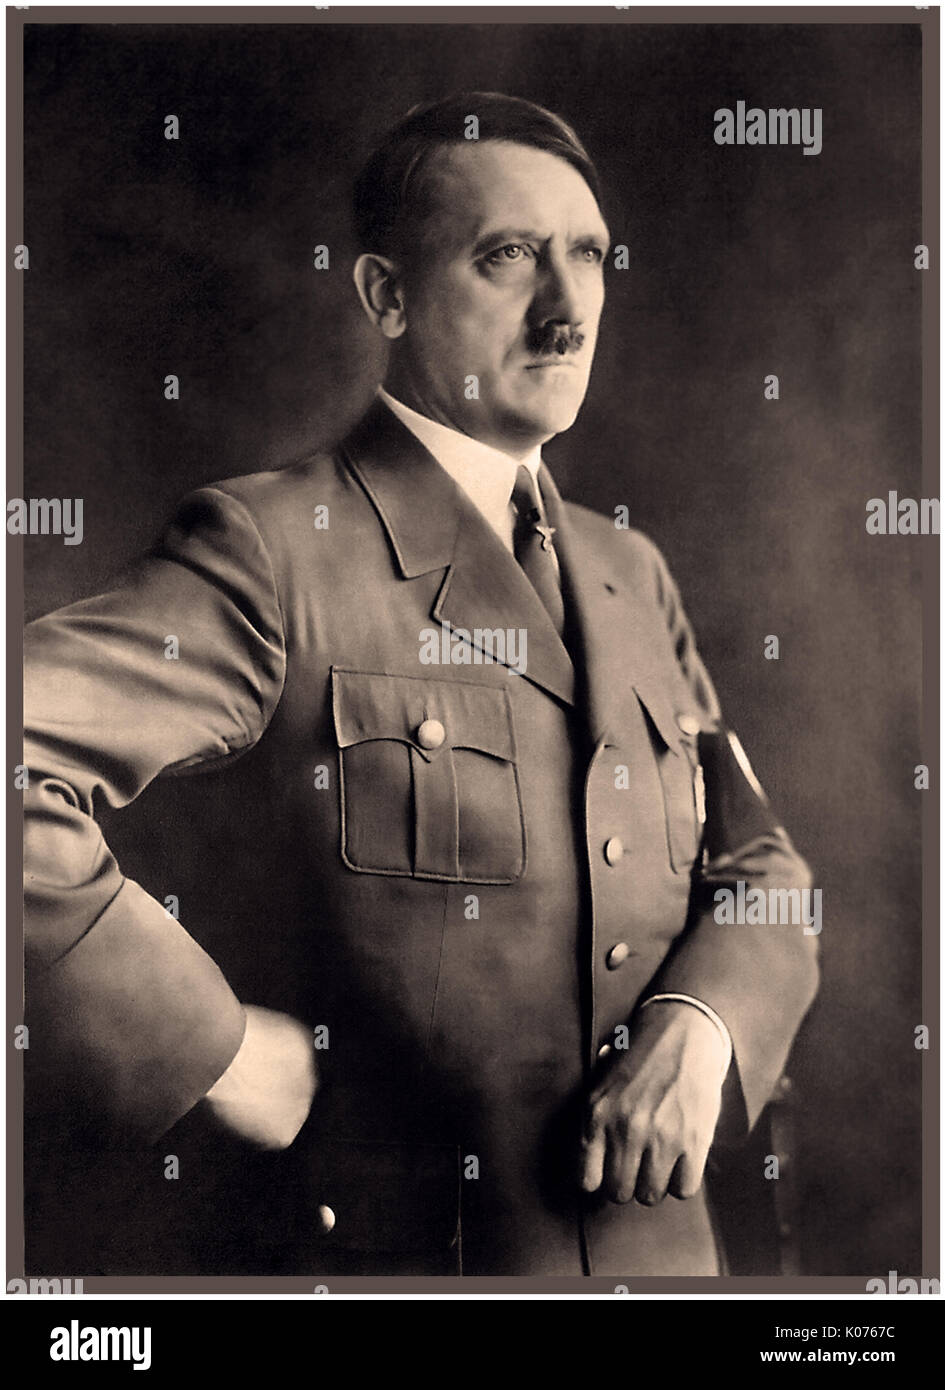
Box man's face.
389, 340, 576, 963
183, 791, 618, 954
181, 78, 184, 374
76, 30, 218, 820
392, 140, 610, 456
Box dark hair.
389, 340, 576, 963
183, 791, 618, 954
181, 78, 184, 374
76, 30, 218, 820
353, 91, 602, 259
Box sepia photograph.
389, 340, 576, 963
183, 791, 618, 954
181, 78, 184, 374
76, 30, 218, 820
7, 5, 937, 1306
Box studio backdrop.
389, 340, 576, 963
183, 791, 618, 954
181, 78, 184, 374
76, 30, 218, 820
19, 16, 928, 1278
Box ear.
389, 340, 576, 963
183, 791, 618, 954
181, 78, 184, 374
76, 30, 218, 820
352, 253, 407, 340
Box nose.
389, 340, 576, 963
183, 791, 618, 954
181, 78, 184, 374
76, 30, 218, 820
528, 247, 583, 333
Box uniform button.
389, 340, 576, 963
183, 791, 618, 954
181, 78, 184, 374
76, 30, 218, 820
603, 836, 624, 865
606, 942, 631, 970
416, 718, 446, 750
316, 1204, 336, 1233
676, 713, 701, 737
597, 1043, 613, 1060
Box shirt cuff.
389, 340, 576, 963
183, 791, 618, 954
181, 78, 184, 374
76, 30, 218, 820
639, 992, 733, 1080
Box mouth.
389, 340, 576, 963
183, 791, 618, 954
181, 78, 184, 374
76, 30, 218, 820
524, 359, 578, 370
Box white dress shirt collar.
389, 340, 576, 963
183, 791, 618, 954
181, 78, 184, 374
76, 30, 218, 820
377, 386, 543, 551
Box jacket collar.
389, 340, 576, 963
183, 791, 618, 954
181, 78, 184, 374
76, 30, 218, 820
339, 396, 459, 579
339, 396, 575, 707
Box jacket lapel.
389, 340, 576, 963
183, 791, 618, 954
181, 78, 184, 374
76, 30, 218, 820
540, 465, 663, 745
339, 398, 575, 707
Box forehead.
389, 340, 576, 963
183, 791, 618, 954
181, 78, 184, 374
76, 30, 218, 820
416, 140, 606, 247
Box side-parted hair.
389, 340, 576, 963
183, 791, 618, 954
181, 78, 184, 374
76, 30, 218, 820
353, 91, 603, 260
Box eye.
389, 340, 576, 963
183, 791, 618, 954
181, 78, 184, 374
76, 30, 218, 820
577, 244, 605, 264
483, 243, 532, 266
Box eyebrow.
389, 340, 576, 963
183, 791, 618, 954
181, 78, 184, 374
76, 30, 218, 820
471, 226, 612, 257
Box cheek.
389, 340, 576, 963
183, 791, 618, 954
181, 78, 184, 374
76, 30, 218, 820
590, 284, 606, 331
416, 297, 481, 360
408, 272, 532, 380
438, 275, 525, 347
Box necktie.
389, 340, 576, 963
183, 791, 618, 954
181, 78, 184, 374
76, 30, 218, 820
511, 464, 566, 637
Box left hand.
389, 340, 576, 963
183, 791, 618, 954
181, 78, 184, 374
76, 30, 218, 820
580, 1002, 727, 1206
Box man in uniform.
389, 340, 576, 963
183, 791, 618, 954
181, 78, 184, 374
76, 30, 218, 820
23, 93, 819, 1277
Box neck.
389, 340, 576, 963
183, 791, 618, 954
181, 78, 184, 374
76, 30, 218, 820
381, 371, 549, 463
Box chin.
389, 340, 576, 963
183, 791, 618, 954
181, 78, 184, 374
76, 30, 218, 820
529, 401, 582, 439
503, 395, 585, 444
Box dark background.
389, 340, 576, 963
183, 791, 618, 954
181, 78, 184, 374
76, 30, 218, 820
23, 20, 925, 1276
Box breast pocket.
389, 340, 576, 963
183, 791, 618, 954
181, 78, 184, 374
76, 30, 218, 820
633, 683, 706, 875
331, 667, 526, 884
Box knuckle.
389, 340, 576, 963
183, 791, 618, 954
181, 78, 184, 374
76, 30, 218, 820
584, 1110, 607, 1142
588, 1093, 611, 1123
622, 1107, 648, 1136
627, 1117, 650, 1146
612, 1110, 632, 1141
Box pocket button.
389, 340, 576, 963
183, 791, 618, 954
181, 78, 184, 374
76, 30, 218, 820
417, 718, 446, 750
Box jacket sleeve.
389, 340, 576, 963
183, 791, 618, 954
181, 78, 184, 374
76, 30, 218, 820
23, 485, 287, 1143
640, 542, 820, 1140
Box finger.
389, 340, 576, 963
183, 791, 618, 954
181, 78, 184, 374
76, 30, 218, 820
668, 1147, 710, 1201
603, 1117, 646, 1205
586, 1069, 617, 1113
634, 1144, 675, 1207
579, 1106, 608, 1193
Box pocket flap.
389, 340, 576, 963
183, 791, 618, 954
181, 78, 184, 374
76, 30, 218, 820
633, 682, 695, 756
634, 683, 704, 873
332, 668, 516, 763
